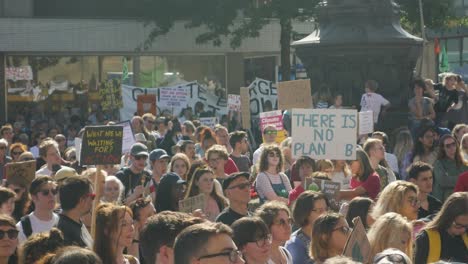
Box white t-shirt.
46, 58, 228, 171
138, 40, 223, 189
360, 92, 390, 123
385, 152, 399, 173
30, 146, 39, 158
16, 212, 59, 244
331, 171, 351, 190
36, 166, 52, 177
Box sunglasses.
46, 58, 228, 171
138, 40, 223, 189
39, 188, 58, 196
0, 229, 19, 240
227, 182, 250, 190
264, 130, 277, 135
268, 152, 280, 158
12, 151, 23, 156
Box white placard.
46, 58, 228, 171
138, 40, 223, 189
199, 117, 218, 129
114, 120, 136, 154
259, 110, 283, 131
228, 94, 241, 111
358, 111, 374, 135
158, 86, 189, 108
292, 108, 357, 160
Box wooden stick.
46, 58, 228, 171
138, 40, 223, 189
91, 165, 105, 238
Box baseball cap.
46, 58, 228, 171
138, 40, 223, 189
131, 143, 149, 157
222, 172, 250, 191
54, 167, 79, 182
160, 172, 186, 185
149, 149, 170, 161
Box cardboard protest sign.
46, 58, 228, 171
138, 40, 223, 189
178, 194, 206, 213
343, 217, 371, 263
137, 94, 157, 116
114, 121, 136, 154
228, 94, 241, 111
247, 78, 278, 116
277, 79, 313, 110
292, 109, 357, 160
358, 111, 374, 135
80, 126, 124, 165
259, 110, 287, 144
304, 178, 341, 210
4, 160, 36, 187
199, 117, 218, 129
240, 87, 251, 129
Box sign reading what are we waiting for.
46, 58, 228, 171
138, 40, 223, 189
80, 126, 124, 165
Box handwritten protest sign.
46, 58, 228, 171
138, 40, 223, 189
137, 94, 157, 116
277, 79, 313, 109
80, 126, 124, 165
247, 78, 278, 116
292, 109, 357, 160
99, 79, 123, 111
158, 86, 189, 108
228, 94, 241, 111
305, 178, 341, 210
114, 121, 136, 154
359, 111, 374, 135
343, 217, 371, 263
5, 160, 36, 187
240, 87, 251, 129
199, 117, 218, 129
259, 110, 287, 144
179, 194, 206, 213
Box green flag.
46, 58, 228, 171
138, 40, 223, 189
122, 57, 129, 81
439, 43, 450, 72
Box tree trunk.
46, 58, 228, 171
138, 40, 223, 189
280, 17, 292, 81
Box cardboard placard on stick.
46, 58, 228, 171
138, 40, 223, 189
5, 160, 36, 187
179, 194, 206, 214
80, 126, 124, 165
137, 94, 157, 116
343, 217, 371, 263
277, 79, 313, 109
240, 87, 251, 129
304, 178, 341, 210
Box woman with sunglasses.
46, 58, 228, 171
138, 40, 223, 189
415, 192, 468, 263
433, 134, 468, 201
255, 201, 293, 264
368, 212, 414, 261
255, 146, 292, 204
0, 215, 19, 264
185, 167, 227, 221
8, 143, 26, 163
93, 203, 138, 264
371, 181, 420, 221
232, 217, 272, 264
338, 148, 380, 201
310, 212, 350, 263
286, 191, 329, 264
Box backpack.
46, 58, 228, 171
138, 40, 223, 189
20, 215, 33, 238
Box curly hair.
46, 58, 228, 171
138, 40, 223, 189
258, 145, 284, 173
20, 228, 64, 264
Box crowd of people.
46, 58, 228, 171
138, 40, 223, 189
0, 74, 466, 264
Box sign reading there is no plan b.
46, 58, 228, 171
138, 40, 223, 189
80, 126, 124, 165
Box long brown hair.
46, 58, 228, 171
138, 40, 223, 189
93, 203, 133, 264
258, 145, 284, 173
185, 167, 227, 210
438, 134, 467, 168
425, 192, 468, 231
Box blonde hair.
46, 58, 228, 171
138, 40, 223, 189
368, 212, 413, 259
205, 144, 229, 161
371, 181, 418, 220
316, 159, 334, 172
170, 153, 191, 180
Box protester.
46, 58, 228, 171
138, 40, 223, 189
288, 156, 315, 204
179, 140, 197, 163
407, 162, 442, 219
360, 80, 390, 126
331, 160, 351, 190
8, 143, 25, 163
310, 213, 350, 263
345, 197, 374, 230
148, 148, 170, 203
115, 143, 152, 205
286, 191, 328, 264
454, 170, 468, 192
371, 181, 419, 221
215, 125, 233, 153
174, 222, 244, 264
0, 188, 16, 217
229, 131, 251, 173
338, 148, 380, 200
5, 180, 31, 222
231, 217, 272, 264
102, 176, 124, 204
0, 215, 18, 264
252, 125, 278, 166
415, 191, 468, 263
363, 138, 396, 190
30, 132, 46, 159
131, 116, 156, 151
57, 176, 94, 248
16, 176, 59, 243
128, 197, 156, 260
368, 212, 413, 260
17, 152, 34, 162
461, 133, 468, 161
185, 167, 227, 221
0, 125, 14, 147
19, 228, 64, 264
0, 139, 11, 181
216, 172, 251, 226
433, 134, 468, 201
255, 145, 292, 204
255, 201, 293, 264
408, 79, 436, 136
372, 248, 412, 264
36, 139, 67, 176
93, 203, 138, 264
140, 211, 205, 264
426, 73, 458, 126
155, 172, 186, 212
206, 144, 231, 184
401, 125, 438, 179
170, 153, 190, 180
